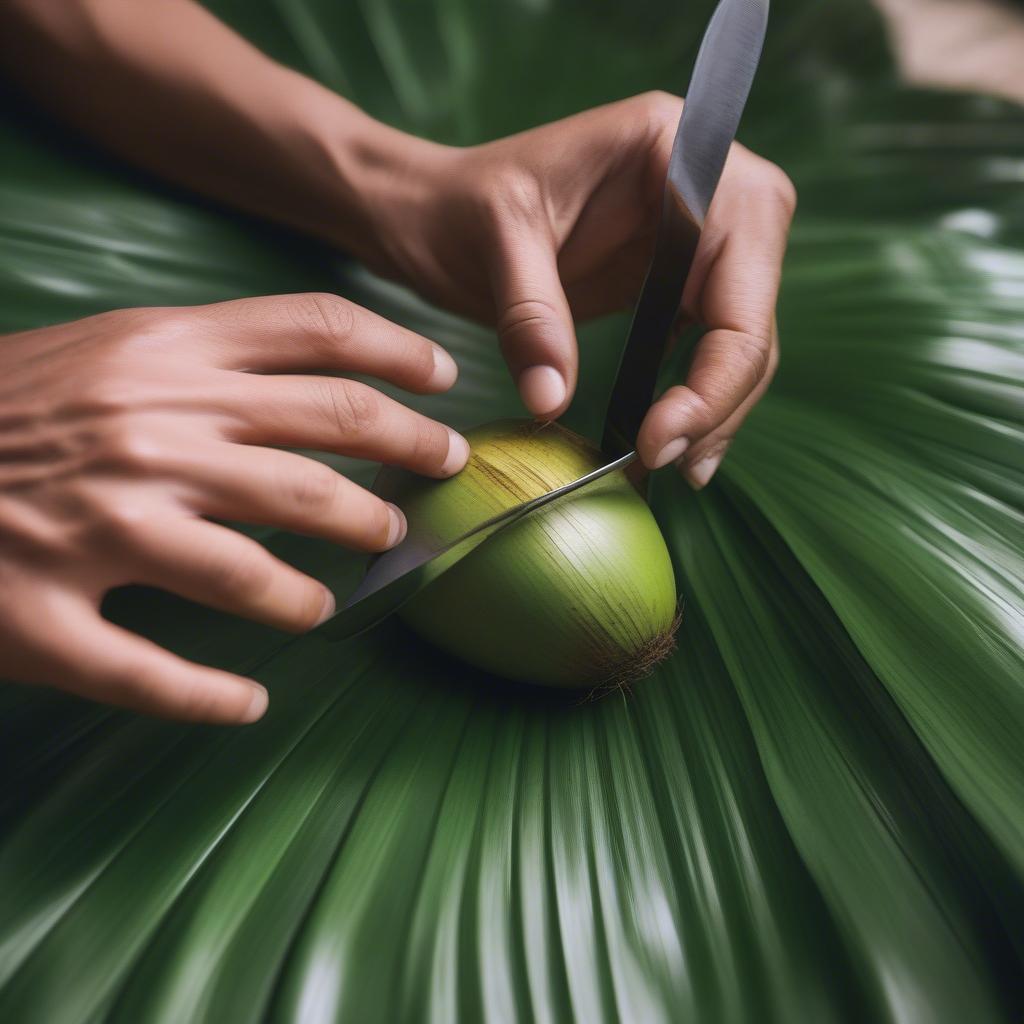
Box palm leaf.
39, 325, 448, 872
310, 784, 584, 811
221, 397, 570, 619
1, 1, 1022, 1021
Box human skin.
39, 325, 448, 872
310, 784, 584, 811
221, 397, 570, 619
0, 296, 467, 722
0, 0, 795, 721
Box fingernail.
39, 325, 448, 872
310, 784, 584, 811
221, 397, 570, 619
441, 429, 471, 477
385, 502, 407, 546
518, 365, 566, 418
242, 685, 268, 724
652, 436, 690, 469
686, 450, 725, 489
315, 587, 336, 625
429, 345, 459, 390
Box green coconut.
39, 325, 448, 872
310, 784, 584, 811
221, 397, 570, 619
391, 419, 679, 690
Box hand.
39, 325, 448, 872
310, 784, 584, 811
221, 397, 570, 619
0, 5, 792, 487
0, 294, 468, 722
363, 91, 796, 487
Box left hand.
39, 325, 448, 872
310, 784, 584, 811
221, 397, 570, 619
362, 91, 796, 487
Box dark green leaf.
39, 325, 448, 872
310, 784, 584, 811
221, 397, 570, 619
1, 1, 1022, 1021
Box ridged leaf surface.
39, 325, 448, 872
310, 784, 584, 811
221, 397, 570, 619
1, 1, 1022, 1021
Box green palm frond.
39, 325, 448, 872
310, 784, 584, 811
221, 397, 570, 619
1, 1, 1022, 1021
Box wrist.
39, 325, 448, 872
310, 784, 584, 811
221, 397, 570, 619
288, 84, 455, 274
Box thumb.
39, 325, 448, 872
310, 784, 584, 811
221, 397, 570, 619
491, 226, 577, 419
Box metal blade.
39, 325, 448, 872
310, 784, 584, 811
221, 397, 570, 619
601, 0, 769, 456
320, 451, 636, 641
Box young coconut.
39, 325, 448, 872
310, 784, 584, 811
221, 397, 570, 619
390, 419, 679, 690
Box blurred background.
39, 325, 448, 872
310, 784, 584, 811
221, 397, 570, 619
878, 0, 1024, 103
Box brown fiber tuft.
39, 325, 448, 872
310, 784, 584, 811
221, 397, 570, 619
581, 606, 684, 703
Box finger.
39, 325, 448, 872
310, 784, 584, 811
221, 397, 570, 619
181, 443, 408, 552
637, 172, 794, 469
45, 599, 268, 724
676, 323, 779, 489
490, 224, 578, 419
126, 515, 338, 631
191, 292, 459, 391
224, 375, 469, 478
636, 324, 771, 469
678, 146, 796, 325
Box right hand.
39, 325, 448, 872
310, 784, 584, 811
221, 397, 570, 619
0, 293, 468, 723
356, 93, 794, 486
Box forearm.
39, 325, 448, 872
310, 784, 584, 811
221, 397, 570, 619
0, 0, 438, 265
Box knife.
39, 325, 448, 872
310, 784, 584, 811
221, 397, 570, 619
322, 0, 768, 642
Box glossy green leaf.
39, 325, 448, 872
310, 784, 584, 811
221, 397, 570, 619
1, 1, 1023, 1022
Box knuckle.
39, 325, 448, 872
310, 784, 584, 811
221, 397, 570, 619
734, 332, 772, 382
293, 292, 357, 349
141, 311, 195, 345
290, 462, 339, 514
765, 337, 780, 384
754, 160, 798, 217
658, 385, 716, 437
497, 297, 559, 338
98, 419, 167, 474
638, 89, 681, 117
113, 309, 197, 358
77, 370, 134, 415
90, 306, 161, 339
635, 90, 683, 137
100, 503, 150, 546
674, 386, 715, 426
664, 383, 703, 411
475, 168, 542, 230
770, 172, 798, 217
324, 379, 379, 436
411, 419, 450, 469
209, 550, 273, 601
626, 92, 683, 184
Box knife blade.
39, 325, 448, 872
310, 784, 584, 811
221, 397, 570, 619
602, 0, 769, 456
321, 0, 768, 642
323, 450, 636, 641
